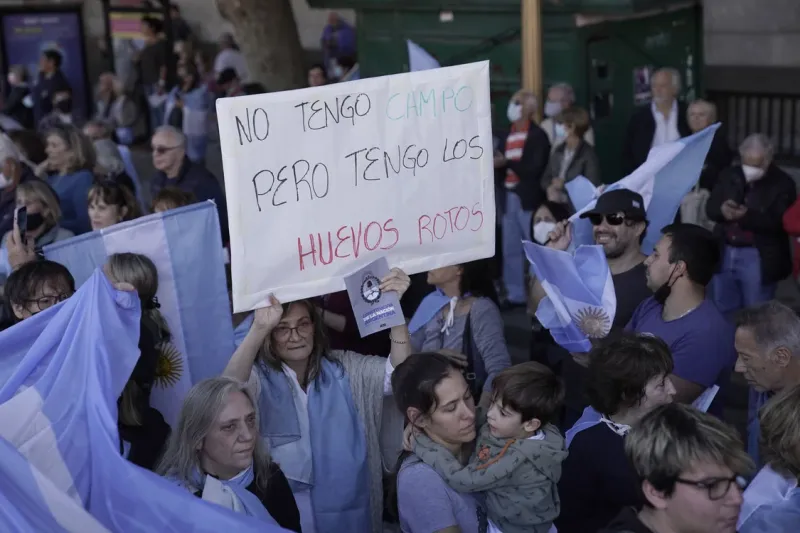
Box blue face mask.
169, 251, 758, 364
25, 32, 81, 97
555, 123, 567, 139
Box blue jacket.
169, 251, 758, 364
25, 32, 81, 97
151, 158, 229, 244
49, 169, 94, 235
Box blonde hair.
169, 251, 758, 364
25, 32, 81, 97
16, 179, 62, 228
759, 384, 800, 479
626, 403, 753, 498
45, 123, 96, 174
157, 377, 273, 492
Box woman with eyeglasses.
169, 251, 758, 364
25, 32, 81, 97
158, 377, 301, 531
0, 179, 74, 286
556, 333, 676, 533
41, 123, 96, 235
224, 268, 412, 533
87, 180, 141, 231
3, 259, 75, 323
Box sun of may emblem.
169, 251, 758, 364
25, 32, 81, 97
575, 306, 612, 338
154, 342, 184, 388
361, 274, 382, 304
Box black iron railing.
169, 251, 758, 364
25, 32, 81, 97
707, 90, 800, 164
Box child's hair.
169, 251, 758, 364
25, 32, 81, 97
491, 362, 565, 427
152, 187, 196, 212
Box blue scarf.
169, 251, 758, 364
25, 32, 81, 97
179, 465, 278, 524
257, 357, 371, 532
408, 289, 453, 334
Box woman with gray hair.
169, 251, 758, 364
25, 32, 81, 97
157, 377, 301, 531
706, 132, 796, 315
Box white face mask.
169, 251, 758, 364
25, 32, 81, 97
533, 221, 556, 245
544, 101, 562, 118
742, 164, 765, 182
0, 172, 9, 189
555, 123, 567, 139
507, 102, 523, 123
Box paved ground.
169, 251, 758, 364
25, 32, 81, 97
130, 133, 800, 440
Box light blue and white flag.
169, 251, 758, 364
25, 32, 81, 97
0, 436, 109, 532
0, 270, 288, 532
407, 40, 441, 71
524, 241, 616, 353
566, 123, 720, 254
43, 201, 234, 426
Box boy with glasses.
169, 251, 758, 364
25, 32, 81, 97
600, 403, 752, 533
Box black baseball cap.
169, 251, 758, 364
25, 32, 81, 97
579, 188, 647, 220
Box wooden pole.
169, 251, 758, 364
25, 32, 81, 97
522, 0, 543, 122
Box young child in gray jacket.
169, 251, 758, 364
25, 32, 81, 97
412, 362, 568, 533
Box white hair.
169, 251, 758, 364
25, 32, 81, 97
154, 125, 186, 147
653, 68, 682, 92
736, 301, 800, 357
739, 133, 775, 161
549, 82, 575, 104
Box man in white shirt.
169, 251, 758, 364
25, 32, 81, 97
622, 68, 690, 175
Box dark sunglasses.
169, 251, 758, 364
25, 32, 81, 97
588, 213, 627, 226
151, 145, 181, 155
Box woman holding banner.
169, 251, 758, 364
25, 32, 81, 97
224, 268, 411, 533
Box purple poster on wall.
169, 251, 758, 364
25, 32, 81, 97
2, 12, 88, 121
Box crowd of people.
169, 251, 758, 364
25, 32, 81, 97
1, 10, 800, 533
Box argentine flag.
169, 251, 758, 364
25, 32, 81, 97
524, 241, 616, 353
566, 123, 721, 254
43, 201, 234, 426
407, 40, 441, 71
0, 270, 289, 532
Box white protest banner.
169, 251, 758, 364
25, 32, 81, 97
217, 61, 494, 312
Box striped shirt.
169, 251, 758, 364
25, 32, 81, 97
504, 122, 529, 189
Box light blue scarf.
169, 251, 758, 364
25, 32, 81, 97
177, 464, 278, 524
257, 357, 371, 532
408, 289, 458, 334
565, 406, 602, 448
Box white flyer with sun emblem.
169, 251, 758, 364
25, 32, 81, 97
344, 257, 405, 337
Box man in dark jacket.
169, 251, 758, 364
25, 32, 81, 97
31, 50, 71, 125
622, 68, 691, 175
150, 125, 229, 245
706, 133, 796, 315
600, 404, 751, 533
496, 88, 550, 306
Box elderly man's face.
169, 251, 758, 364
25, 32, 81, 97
651, 71, 677, 105
734, 327, 787, 392
547, 86, 571, 109
740, 149, 769, 170
151, 132, 184, 173
688, 103, 713, 133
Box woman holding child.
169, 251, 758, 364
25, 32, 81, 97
223, 268, 410, 533
393, 353, 567, 533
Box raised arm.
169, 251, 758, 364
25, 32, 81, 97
381, 268, 412, 367
223, 295, 282, 382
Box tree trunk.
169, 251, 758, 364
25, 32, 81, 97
217, 0, 306, 91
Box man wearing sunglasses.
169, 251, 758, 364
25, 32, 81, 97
546, 188, 653, 427
150, 125, 229, 245
600, 403, 752, 533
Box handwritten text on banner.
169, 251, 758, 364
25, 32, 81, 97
217, 61, 494, 312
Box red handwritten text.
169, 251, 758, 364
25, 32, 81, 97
298, 218, 400, 271
418, 203, 484, 244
